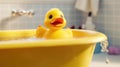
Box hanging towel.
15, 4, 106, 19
75, 0, 99, 16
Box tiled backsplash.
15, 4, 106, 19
94, 0, 120, 46
0, 0, 85, 30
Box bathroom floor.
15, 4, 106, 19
91, 53, 120, 67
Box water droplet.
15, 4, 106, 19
106, 57, 110, 64
100, 40, 110, 64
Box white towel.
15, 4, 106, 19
75, 0, 99, 16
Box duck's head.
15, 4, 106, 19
44, 8, 66, 30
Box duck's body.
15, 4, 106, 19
36, 8, 73, 39
44, 29, 73, 39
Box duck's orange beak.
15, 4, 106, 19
50, 18, 63, 27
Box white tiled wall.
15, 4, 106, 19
0, 0, 84, 30
94, 0, 120, 46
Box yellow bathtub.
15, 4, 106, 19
0, 29, 107, 67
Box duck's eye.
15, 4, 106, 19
49, 15, 53, 19
61, 15, 63, 17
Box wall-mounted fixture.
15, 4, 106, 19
11, 9, 34, 17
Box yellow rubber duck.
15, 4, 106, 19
36, 8, 73, 39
